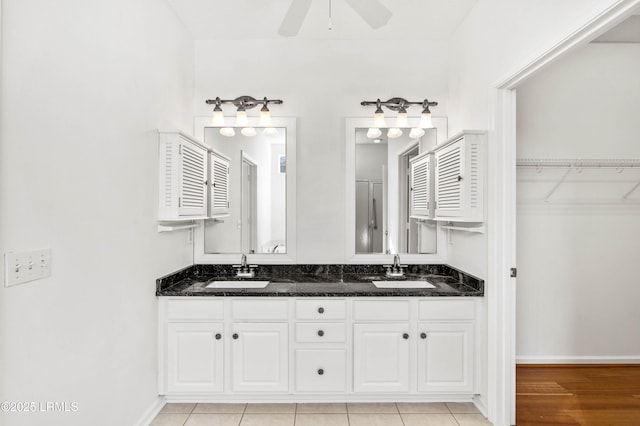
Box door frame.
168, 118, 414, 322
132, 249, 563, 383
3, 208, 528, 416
488, 1, 640, 424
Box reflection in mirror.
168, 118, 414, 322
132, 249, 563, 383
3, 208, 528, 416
355, 128, 437, 255
204, 128, 286, 254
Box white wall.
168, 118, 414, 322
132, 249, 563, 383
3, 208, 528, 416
445, 0, 624, 279
270, 143, 286, 245
0, 1, 194, 425
516, 43, 640, 361
194, 39, 450, 263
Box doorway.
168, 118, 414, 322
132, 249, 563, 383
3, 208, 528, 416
241, 151, 257, 254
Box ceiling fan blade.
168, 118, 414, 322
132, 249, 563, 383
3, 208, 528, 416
344, 0, 392, 29
278, 0, 313, 37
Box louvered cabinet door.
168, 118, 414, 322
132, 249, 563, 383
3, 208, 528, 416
435, 139, 465, 218
210, 152, 230, 217
178, 137, 208, 216
410, 154, 432, 218
434, 131, 485, 222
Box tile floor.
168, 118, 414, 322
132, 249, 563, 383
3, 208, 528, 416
150, 402, 493, 426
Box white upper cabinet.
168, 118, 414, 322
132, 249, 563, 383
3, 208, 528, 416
158, 131, 209, 220
410, 153, 433, 219
434, 131, 486, 222
209, 151, 230, 217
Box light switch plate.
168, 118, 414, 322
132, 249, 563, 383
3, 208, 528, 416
4, 249, 51, 287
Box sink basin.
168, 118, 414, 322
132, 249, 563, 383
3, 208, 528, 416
372, 280, 436, 289
205, 281, 270, 289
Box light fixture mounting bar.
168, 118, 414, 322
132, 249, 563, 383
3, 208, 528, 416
205, 96, 283, 110
361, 97, 437, 112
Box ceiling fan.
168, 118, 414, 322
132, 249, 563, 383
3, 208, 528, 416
278, 0, 392, 37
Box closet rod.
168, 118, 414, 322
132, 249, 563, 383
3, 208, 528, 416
516, 158, 640, 169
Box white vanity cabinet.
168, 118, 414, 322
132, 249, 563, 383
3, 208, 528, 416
434, 131, 486, 222
294, 299, 347, 393
230, 299, 289, 392
163, 299, 225, 394
158, 296, 480, 401
158, 130, 209, 220
352, 300, 411, 393
416, 299, 476, 393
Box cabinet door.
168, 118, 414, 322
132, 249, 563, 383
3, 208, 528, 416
410, 154, 431, 218
435, 139, 464, 218
210, 151, 230, 217
231, 322, 288, 392
167, 322, 223, 393
178, 137, 208, 216
417, 322, 474, 393
353, 323, 410, 393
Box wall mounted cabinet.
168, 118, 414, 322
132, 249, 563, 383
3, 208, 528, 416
409, 153, 434, 219
209, 151, 231, 218
158, 130, 209, 220
434, 131, 486, 222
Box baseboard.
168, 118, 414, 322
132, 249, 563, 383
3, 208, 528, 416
516, 355, 640, 364
134, 396, 166, 426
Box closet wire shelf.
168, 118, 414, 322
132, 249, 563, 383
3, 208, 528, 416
516, 158, 640, 204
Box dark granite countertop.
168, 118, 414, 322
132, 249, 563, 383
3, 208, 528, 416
156, 264, 484, 297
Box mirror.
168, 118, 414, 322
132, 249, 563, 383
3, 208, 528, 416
203, 127, 287, 254
346, 117, 448, 260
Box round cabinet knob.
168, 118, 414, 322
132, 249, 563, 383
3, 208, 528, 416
317, 330, 324, 337
458, 175, 463, 181
318, 307, 325, 314
420, 332, 427, 339
403, 333, 409, 340
232, 333, 239, 340
215, 333, 222, 340
317, 368, 324, 376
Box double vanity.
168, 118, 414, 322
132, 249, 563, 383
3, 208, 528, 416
156, 263, 484, 403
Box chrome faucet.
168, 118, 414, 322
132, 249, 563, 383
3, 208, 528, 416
233, 253, 257, 278
384, 254, 406, 278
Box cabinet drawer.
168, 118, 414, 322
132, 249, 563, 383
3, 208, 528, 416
295, 299, 346, 320
419, 299, 475, 320
166, 299, 223, 321
295, 323, 346, 343
353, 300, 410, 321
231, 299, 288, 320
295, 349, 346, 392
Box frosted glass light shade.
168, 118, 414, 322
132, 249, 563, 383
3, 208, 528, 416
367, 127, 382, 139
263, 127, 278, 137
220, 127, 235, 137
396, 111, 409, 127
387, 128, 403, 138
235, 110, 248, 127
419, 111, 434, 128
212, 109, 225, 127
259, 108, 272, 127
409, 128, 425, 139
374, 111, 386, 128
241, 127, 257, 137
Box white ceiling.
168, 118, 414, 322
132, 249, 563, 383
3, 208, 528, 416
166, 0, 477, 40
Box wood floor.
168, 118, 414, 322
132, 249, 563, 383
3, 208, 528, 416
517, 365, 640, 425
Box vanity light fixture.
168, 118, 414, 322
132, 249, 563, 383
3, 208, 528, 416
367, 128, 382, 139
241, 127, 257, 137
387, 128, 403, 139
409, 127, 426, 139
361, 97, 438, 138
205, 96, 283, 137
